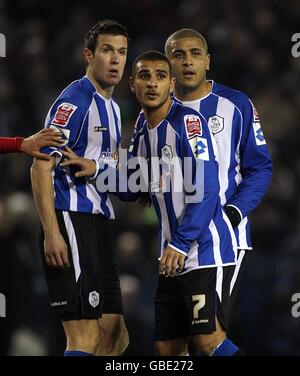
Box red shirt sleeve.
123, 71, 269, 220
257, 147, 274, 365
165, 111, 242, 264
0, 137, 24, 154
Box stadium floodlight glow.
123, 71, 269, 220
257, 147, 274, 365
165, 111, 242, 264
0, 33, 6, 57
0, 293, 6, 317
291, 33, 300, 58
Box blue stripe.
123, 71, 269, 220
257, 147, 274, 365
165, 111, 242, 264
213, 207, 235, 263
54, 169, 70, 210
199, 94, 219, 121
197, 231, 215, 266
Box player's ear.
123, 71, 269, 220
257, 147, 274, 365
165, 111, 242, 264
170, 77, 176, 94
129, 76, 135, 93
84, 48, 93, 65
206, 53, 210, 71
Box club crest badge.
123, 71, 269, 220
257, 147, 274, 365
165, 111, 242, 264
208, 115, 224, 134
89, 291, 100, 308
161, 145, 173, 164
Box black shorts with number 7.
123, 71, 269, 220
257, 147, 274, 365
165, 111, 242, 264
154, 266, 235, 340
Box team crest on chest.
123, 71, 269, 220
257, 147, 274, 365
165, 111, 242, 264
161, 144, 173, 164
208, 115, 224, 134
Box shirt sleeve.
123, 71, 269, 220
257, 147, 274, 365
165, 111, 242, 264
0, 137, 23, 154
226, 97, 272, 219
168, 113, 220, 254
41, 98, 89, 162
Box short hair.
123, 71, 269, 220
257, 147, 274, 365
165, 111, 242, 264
131, 50, 171, 77
165, 28, 208, 57
85, 19, 128, 53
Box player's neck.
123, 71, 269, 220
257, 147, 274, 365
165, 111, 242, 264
143, 99, 173, 129
175, 80, 212, 102
86, 72, 114, 99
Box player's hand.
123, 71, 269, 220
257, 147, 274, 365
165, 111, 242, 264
61, 147, 96, 177
44, 232, 70, 268
159, 246, 185, 277
21, 128, 64, 160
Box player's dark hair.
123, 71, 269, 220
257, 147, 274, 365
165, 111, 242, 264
85, 19, 128, 53
132, 50, 171, 77
165, 28, 208, 56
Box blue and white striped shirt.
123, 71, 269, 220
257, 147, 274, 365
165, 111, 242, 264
133, 81, 272, 249
131, 102, 237, 273
42, 76, 121, 218
174, 81, 272, 249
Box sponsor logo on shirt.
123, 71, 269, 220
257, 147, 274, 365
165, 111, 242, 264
51, 301, 67, 307
51, 102, 78, 127
253, 122, 266, 146
94, 126, 107, 132
49, 125, 70, 146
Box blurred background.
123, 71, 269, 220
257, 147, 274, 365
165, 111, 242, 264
0, 0, 300, 356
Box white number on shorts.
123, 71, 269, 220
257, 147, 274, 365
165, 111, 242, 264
192, 294, 206, 319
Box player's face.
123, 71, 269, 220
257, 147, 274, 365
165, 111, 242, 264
130, 60, 175, 110
168, 37, 210, 93
85, 34, 128, 89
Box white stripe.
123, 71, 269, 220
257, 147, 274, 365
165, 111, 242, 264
230, 250, 245, 294
65, 170, 78, 212
215, 97, 235, 206
208, 220, 223, 265
216, 266, 223, 302
63, 211, 81, 282
237, 217, 248, 249
107, 100, 117, 151
184, 241, 199, 270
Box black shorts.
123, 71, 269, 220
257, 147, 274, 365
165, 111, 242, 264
39, 210, 123, 321
154, 266, 235, 341
227, 249, 249, 317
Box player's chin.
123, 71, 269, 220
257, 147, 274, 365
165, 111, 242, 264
105, 76, 122, 86
142, 99, 162, 109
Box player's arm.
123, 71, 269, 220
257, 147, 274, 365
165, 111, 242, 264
160, 115, 220, 277
225, 98, 272, 224
30, 157, 70, 268
0, 129, 63, 158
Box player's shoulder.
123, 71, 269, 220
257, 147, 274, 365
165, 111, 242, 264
55, 76, 96, 109
212, 81, 250, 110
167, 102, 207, 139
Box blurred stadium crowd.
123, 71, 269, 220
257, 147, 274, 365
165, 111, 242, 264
0, 0, 300, 355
